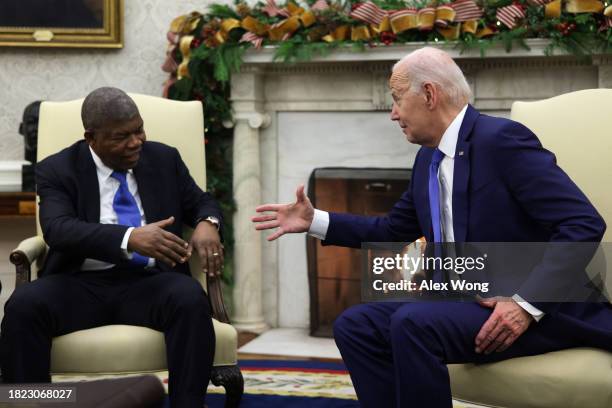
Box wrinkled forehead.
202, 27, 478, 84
389, 66, 411, 95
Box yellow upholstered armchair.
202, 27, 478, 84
9, 94, 243, 407
448, 89, 612, 408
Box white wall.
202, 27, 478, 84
0, 0, 224, 161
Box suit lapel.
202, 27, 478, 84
133, 148, 160, 223
452, 105, 479, 242
77, 141, 100, 223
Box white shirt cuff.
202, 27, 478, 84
308, 209, 329, 240
512, 294, 545, 322
120, 227, 135, 260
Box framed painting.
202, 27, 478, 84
0, 0, 123, 48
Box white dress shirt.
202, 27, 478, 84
81, 147, 154, 270
307, 105, 544, 321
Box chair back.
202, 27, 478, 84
36, 94, 207, 286
511, 89, 612, 297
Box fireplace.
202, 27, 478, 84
228, 43, 608, 332
307, 167, 412, 337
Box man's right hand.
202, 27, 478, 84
252, 184, 314, 241
128, 216, 190, 267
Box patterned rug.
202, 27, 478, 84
53, 360, 485, 407
207, 360, 358, 407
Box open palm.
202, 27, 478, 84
252, 184, 314, 241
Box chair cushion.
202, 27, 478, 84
449, 348, 612, 408
51, 319, 237, 374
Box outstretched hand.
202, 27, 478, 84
252, 184, 314, 241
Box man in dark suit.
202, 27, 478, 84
252, 48, 612, 407
1, 87, 223, 408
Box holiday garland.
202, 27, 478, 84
162, 0, 612, 287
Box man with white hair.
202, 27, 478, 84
252, 47, 611, 407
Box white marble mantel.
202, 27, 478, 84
230, 41, 612, 332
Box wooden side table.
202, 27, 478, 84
0, 192, 36, 219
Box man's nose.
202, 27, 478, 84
390, 104, 399, 121
127, 133, 143, 147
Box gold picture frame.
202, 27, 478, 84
0, 0, 123, 48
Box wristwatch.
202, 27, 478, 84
199, 216, 220, 230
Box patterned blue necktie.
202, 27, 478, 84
111, 171, 149, 266
428, 148, 445, 243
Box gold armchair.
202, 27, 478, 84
9, 94, 243, 407
448, 89, 612, 408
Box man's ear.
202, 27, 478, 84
84, 130, 95, 145
422, 83, 437, 109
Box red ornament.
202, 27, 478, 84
190, 37, 203, 48
380, 31, 397, 45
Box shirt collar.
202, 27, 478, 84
88, 146, 133, 181
437, 104, 468, 159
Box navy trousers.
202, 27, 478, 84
333, 301, 579, 408
1, 268, 215, 408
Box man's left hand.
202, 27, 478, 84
189, 221, 223, 278
475, 297, 533, 354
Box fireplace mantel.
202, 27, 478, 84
229, 42, 612, 332
240, 39, 579, 63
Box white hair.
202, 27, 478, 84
393, 47, 472, 108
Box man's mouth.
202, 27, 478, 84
125, 151, 141, 160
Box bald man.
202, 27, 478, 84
1, 87, 223, 408
252, 48, 612, 407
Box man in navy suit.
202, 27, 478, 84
1, 87, 223, 408
252, 48, 612, 407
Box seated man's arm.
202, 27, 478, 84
36, 159, 129, 264
172, 148, 224, 276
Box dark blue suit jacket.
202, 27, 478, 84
36, 140, 223, 277
323, 105, 612, 350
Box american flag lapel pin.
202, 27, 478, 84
458, 151, 464, 156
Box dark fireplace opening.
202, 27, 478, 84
307, 167, 412, 338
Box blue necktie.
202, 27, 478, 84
429, 148, 445, 244
111, 171, 149, 267
428, 149, 445, 283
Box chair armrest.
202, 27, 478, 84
207, 275, 231, 324
10, 236, 47, 286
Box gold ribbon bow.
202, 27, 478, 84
389, 9, 419, 34
418, 7, 436, 30
241, 16, 268, 36
268, 15, 301, 41
322, 25, 349, 42
214, 18, 242, 45
177, 35, 195, 79
566, 0, 604, 13
287, 2, 316, 27
435, 5, 457, 28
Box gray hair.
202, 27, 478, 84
393, 47, 471, 108
81, 87, 140, 131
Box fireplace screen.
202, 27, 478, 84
307, 167, 412, 337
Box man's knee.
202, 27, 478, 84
333, 304, 373, 344
164, 275, 210, 313
389, 303, 437, 339
3, 285, 44, 323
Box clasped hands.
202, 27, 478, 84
128, 216, 224, 277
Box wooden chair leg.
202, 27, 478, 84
211, 365, 244, 408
